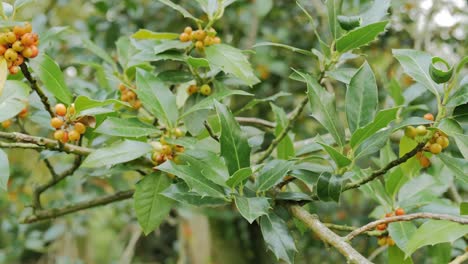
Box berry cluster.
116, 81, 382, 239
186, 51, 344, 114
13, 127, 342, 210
151, 128, 185, 166
187, 83, 212, 96
404, 113, 449, 168
376, 208, 405, 246
51, 104, 87, 143
1, 106, 28, 128
119, 84, 141, 110
179, 27, 221, 51
0, 23, 39, 75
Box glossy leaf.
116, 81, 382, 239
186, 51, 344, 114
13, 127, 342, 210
325, 68, 358, 84
389, 246, 414, 264
350, 107, 399, 148
438, 153, 468, 184
179, 149, 229, 187
316, 173, 342, 202
404, 220, 468, 256
446, 83, 467, 107
326, 0, 340, 39
158, 0, 202, 23
317, 143, 351, 168
82, 140, 152, 168
0, 81, 30, 122
460, 202, 468, 215
254, 42, 315, 57
391, 117, 433, 131
256, 160, 294, 192
271, 104, 295, 160
29, 53, 72, 104
393, 49, 441, 96
157, 161, 226, 198
346, 61, 378, 133
388, 221, 417, 250
205, 44, 260, 86
214, 101, 251, 175
260, 213, 296, 264
360, 0, 390, 25
132, 29, 179, 40
453, 133, 468, 159
226, 167, 252, 188
73, 96, 129, 117
336, 21, 388, 53
354, 129, 391, 161
161, 183, 227, 207
135, 69, 178, 128
296, 70, 345, 147
436, 118, 463, 137
134, 173, 173, 235
95, 117, 160, 138
235, 196, 270, 224
0, 149, 9, 191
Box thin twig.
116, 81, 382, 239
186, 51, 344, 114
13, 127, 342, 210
290, 205, 372, 264
324, 223, 386, 237
20, 63, 54, 118
0, 141, 44, 149
450, 251, 468, 264
235, 117, 275, 128
368, 246, 388, 262
204, 120, 219, 142
345, 213, 468, 241
21, 189, 134, 224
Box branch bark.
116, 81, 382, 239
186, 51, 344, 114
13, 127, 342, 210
290, 205, 372, 264
20, 62, 55, 118
345, 213, 468, 241
20, 189, 134, 224
235, 117, 275, 128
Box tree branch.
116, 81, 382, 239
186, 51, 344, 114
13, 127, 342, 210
21, 189, 134, 224
235, 117, 275, 128
290, 205, 372, 264
0, 131, 92, 155
203, 121, 219, 142
324, 223, 386, 237
450, 251, 468, 264
20, 62, 55, 118
345, 213, 468, 241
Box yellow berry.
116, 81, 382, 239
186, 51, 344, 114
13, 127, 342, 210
200, 84, 212, 96
415, 125, 427, 136
69, 130, 81, 141
195, 40, 204, 50
161, 145, 172, 155
4, 49, 18, 62
184, 26, 193, 34
429, 143, 442, 154
74, 122, 86, 134
405, 126, 417, 138
55, 104, 67, 116
50, 117, 64, 129
213, 37, 221, 44
436, 136, 449, 149
1, 119, 12, 128
179, 32, 190, 42
5, 32, 16, 44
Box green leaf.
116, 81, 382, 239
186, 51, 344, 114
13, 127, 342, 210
161, 183, 227, 207
446, 83, 467, 107
186, 56, 210, 69
360, 0, 390, 25
355, 129, 391, 161
429, 56, 453, 84
235, 196, 270, 224
346, 61, 378, 133
82, 140, 152, 168
453, 133, 468, 159
132, 29, 179, 40
350, 107, 400, 148
393, 49, 441, 96
404, 220, 468, 256
316, 173, 342, 202
205, 44, 260, 86
157, 161, 227, 198
460, 202, 468, 215
436, 118, 463, 137
73, 96, 129, 117
0, 81, 30, 122
325, 68, 358, 84
255, 160, 294, 192
388, 221, 417, 250
337, 15, 361, 31
158, 0, 202, 23
235, 91, 290, 115
214, 101, 251, 175
253, 42, 316, 57
154, 40, 191, 54
275, 192, 313, 202
385, 167, 408, 200
81, 38, 117, 69
95, 117, 160, 138
0, 58, 7, 96
135, 69, 178, 128
317, 143, 351, 168
179, 149, 229, 187
180, 86, 251, 119
389, 246, 414, 264
271, 104, 295, 160
352, 169, 392, 210
295, 70, 345, 147
14, 0, 35, 9
260, 213, 296, 264
0, 149, 9, 191
326, 0, 340, 39
157, 70, 193, 83
438, 153, 468, 184
134, 173, 173, 235
29, 53, 72, 104
226, 167, 252, 188
336, 21, 388, 53
388, 78, 405, 106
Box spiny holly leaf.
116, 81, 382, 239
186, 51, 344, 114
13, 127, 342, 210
226, 167, 252, 188
234, 196, 270, 224
388, 221, 417, 251
346, 61, 378, 133
360, 0, 391, 25
255, 159, 294, 192
214, 101, 251, 175
260, 213, 297, 264
205, 44, 260, 86
316, 172, 342, 202
29, 53, 72, 104
82, 140, 152, 168
179, 149, 229, 187
317, 143, 351, 168
0, 149, 9, 191
336, 21, 388, 53
134, 173, 173, 235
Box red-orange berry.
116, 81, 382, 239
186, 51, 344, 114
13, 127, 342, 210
376, 223, 387, 231
424, 113, 434, 121
395, 208, 405, 216
55, 104, 67, 116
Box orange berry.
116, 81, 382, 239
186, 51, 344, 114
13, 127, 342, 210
12, 41, 24, 52
8, 66, 19, 75
18, 107, 28, 118
118, 83, 126, 91
23, 23, 32, 33
53, 130, 65, 140
213, 37, 221, 44
187, 85, 198, 95
204, 36, 213, 46
1, 119, 12, 128
173, 128, 184, 138
419, 156, 431, 168
395, 208, 405, 216
60, 131, 69, 143
377, 237, 387, 246
436, 136, 449, 149
174, 145, 185, 153
69, 130, 80, 141
193, 30, 206, 41
4, 49, 18, 62
387, 237, 396, 246
376, 223, 387, 231
55, 104, 67, 116
29, 45, 39, 58
14, 26, 26, 37
21, 33, 35, 46
133, 100, 142, 109
50, 117, 64, 129
179, 32, 190, 42
385, 212, 394, 218
429, 143, 442, 154
184, 26, 193, 34
126, 91, 136, 101
74, 122, 86, 134
68, 104, 76, 116
424, 113, 434, 121
0, 45, 6, 55
13, 55, 24, 66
